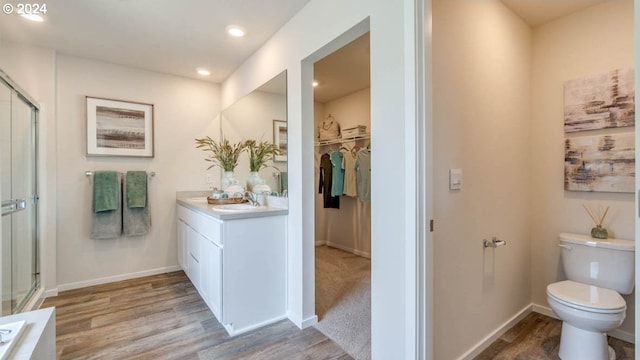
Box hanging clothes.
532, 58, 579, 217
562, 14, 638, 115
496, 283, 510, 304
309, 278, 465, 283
319, 153, 340, 208
355, 148, 371, 202
341, 148, 357, 197
330, 151, 345, 197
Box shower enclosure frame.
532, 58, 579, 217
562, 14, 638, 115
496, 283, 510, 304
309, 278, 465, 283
0, 68, 40, 315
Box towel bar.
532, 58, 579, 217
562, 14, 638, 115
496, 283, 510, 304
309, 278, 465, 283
85, 171, 156, 177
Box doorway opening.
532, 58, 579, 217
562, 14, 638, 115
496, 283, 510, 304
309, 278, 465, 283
312, 31, 372, 360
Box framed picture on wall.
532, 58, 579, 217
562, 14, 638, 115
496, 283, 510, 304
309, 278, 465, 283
86, 96, 154, 157
273, 119, 287, 162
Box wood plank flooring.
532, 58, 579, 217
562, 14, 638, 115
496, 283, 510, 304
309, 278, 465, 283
42, 271, 636, 359
41, 271, 352, 360
475, 312, 635, 360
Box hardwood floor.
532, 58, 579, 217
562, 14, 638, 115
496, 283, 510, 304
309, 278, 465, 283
474, 312, 635, 360
41, 271, 352, 360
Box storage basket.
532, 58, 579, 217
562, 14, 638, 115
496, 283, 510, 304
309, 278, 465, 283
341, 125, 367, 138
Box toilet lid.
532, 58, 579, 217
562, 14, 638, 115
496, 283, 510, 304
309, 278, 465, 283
547, 280, 626, 313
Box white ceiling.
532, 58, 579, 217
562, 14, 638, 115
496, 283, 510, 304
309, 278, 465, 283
0, 0, 610, 101
314, 32, 370, 104
500, 0, 607, 27
0, 0, 311, 83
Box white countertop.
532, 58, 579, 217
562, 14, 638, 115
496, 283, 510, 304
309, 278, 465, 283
176, 191, 288, 220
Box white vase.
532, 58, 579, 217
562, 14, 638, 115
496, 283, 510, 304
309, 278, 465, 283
222, 171, 244, 195
246, 171, 271, 193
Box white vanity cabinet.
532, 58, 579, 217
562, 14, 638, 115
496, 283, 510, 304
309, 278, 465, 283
176, 204, 286, 336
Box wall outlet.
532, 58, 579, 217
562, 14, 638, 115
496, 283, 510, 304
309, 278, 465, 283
206, 173, 214, 184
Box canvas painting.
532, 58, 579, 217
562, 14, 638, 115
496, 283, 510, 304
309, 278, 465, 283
564, 133, 635, 193
564, 68, 635, 132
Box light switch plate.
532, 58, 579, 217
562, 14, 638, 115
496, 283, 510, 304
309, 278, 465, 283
449, 169, 462, 190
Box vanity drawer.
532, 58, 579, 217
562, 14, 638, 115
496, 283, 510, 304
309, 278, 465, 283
178, 205, 222, 246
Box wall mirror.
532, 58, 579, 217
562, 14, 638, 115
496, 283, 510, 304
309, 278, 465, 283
221, 71, 287, 195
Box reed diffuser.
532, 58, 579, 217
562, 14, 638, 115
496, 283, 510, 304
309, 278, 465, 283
582, 204, 609, 239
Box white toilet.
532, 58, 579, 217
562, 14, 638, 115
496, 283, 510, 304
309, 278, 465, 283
547, 232, 635, 360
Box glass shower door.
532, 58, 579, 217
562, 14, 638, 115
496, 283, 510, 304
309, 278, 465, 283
0, 80, 39, 315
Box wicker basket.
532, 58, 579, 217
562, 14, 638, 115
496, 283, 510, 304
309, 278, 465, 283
207, 197, 248, 205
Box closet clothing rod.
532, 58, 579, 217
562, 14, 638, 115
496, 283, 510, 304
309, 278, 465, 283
315, 133, 371, 147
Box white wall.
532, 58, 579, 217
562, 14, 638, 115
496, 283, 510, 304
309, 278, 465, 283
530, 0, 636, 337
222, 0, 420, 357
55, 54, 220, 289
315, 88, 371, 257
432, 1, 532, 359
221, 90, 286, 192
0, 41, 58, 296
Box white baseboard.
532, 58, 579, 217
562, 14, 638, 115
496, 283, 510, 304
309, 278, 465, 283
43, 289, 58, 299
324, 241, 371, 259
286, 310, 317, 329
531, 303, 635, 344
23, 287, 45, 312
225, 314, 288, 337
532, 303, 556, 319
458, 304, 533, 360
315, 240, 371, 258
57, 265, 182, 292
301, 315, 318, 328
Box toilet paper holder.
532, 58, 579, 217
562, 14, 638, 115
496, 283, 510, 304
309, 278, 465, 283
483, 237, 507, 248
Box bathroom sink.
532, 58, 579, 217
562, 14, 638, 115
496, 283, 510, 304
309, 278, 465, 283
0, 320, 26, 360
212, 203, 260, 211
186, 197, 209, 203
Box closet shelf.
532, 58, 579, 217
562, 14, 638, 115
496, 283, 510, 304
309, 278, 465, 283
315, 134, 370, 147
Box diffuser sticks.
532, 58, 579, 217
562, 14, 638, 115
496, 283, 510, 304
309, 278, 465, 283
583, 204, 609, 239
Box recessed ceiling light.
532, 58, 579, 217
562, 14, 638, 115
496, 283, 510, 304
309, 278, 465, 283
196, 68, 211, 76
21, 14, 44, 22
312, 81, 319, 87
226, 25, 246, 37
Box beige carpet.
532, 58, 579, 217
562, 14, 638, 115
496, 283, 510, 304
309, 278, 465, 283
314, 245, 371, 360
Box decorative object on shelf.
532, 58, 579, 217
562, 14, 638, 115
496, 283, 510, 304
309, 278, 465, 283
582, 204, 610, 239
564, 133, 635, 193
564, 68, 635, 133
244, 139, 283, 193
317, 114, 341, 141
273, 119, 287, 162
86, 97, 154, 157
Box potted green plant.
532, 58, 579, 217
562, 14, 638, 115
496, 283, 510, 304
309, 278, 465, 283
244, 139, 283, 192
195, 136, 246, 190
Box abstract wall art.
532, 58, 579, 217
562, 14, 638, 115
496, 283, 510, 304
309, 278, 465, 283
86, 97, 154, 157
564, 133, 635, 193
564, 68, 635, 132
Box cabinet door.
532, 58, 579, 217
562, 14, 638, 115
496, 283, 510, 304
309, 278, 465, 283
177, 219, 188, 271
186, 226, 201, 291
203, 239, 222, 320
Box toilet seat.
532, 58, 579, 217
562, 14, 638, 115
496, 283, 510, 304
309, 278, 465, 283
547, 280, 626, 314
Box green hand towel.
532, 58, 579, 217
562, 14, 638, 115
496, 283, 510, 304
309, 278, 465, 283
126, 171, 147, 208
93, 171, 119, 213
280, 171, 288, 193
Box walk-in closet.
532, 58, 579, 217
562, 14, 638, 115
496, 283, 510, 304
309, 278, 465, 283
312, 32, 372, 360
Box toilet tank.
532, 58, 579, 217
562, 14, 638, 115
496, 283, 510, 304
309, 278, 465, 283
559, 232, 635, 294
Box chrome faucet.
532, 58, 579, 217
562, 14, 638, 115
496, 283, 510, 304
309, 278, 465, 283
243, 191, 260, 207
